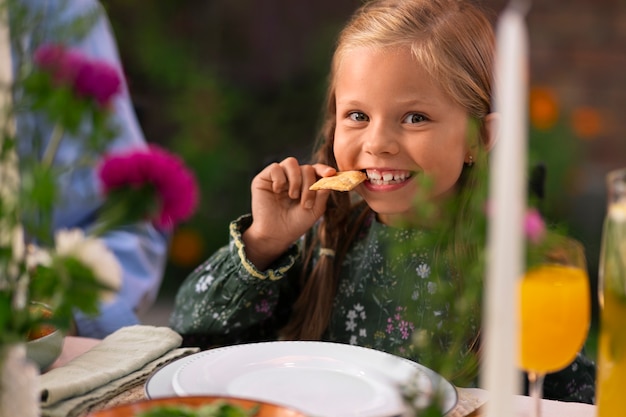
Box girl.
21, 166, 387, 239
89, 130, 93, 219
170, 0, 595, 402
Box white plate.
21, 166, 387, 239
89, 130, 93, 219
145, 341, 457, 417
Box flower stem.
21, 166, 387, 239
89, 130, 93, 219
41, 124, 64, 168
89, 197, 128, 237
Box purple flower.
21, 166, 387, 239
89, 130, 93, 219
33, 43, 122, 106
255, 300, 272, 315
98, 145, 199, 229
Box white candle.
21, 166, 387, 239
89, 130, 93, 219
0, 5, 22, 266
0, 6, 14, 140
0, 4, 14, 137
482, 2, 529, 417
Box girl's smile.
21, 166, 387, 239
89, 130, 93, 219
363, 168, 415, 189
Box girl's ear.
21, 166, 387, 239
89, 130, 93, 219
483, 112, 499, 152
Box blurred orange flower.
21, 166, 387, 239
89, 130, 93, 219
169, 228, 205, 267
571, 106, 603, 140
529, 86, 559, 131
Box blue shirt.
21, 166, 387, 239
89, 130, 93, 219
12, 0, 169, 338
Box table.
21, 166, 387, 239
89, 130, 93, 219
53, 336, 597, 417
460, 388, 596, 417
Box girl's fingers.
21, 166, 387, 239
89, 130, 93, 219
279, 157, 304, 199
261, 163, 288, 193
299, 165, 320, 209
259, 159, 336, 208
300, 164, 335, 209
312, 164, 337, 179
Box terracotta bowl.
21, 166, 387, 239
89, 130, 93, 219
86, 396, 308, 417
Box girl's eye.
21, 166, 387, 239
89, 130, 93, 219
403, 113, 428, 124
348, 111, 369, 122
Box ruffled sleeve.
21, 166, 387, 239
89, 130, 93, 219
169, 214, 301, 348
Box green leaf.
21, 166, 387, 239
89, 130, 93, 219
135, 402, 259, 417
92, 186, 160, 236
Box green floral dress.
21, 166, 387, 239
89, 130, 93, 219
170, 212, 596, 404
170, 212, 471, 354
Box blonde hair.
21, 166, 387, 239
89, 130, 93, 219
281, 0, 495, 341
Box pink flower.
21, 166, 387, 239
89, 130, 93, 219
33, 43, 63, 67
34, 43, 122, 106
74, 58, 122, 106
98, 145, 199, 229
34, 44, 84, 84
524, 208, 546, 244
484, 201, 547, 244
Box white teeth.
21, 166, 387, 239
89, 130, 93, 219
365, 170, 411, 185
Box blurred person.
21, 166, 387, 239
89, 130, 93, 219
10, 0, 169, 338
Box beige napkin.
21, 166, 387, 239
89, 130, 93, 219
39, 325, 199, 417
446, 387, 488, 417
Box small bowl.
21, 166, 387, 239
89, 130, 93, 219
26, 327, 64, 371
86, 396, 308, 417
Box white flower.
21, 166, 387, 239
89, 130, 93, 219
345, 319, 357, 332
416, 263, 430, 278
54, 228, 122, 302
195, 274, 214, 293
25, 244, 52, 270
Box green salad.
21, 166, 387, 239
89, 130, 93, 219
135, 401, 259, 417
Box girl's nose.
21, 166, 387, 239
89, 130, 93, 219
362, 120, 400, 156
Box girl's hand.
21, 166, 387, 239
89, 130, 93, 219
243, 157, 335, 270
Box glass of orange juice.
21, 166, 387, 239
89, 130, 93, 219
518, 236, 590, 417
596, 168, 626, 417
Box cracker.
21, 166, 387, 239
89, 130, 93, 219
309, 171, 367, 192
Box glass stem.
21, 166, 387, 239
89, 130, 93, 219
528, 371, 545, 417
